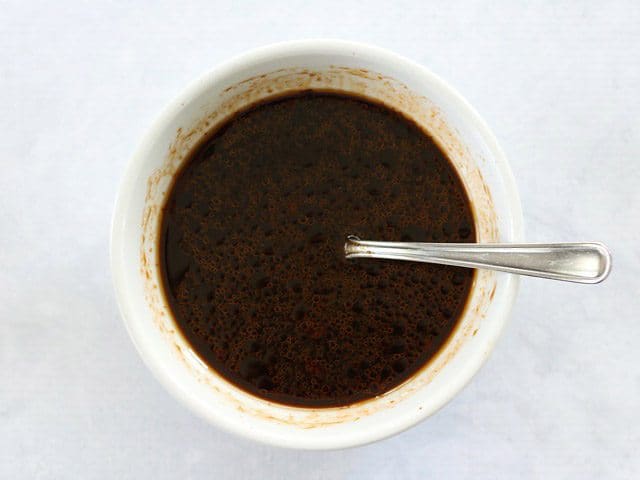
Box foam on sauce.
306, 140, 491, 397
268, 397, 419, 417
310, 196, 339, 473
160, 92, 476, 407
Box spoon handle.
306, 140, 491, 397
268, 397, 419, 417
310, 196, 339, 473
344, 237, 611, 284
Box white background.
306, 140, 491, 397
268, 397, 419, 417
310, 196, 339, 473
1, 1, 639, 478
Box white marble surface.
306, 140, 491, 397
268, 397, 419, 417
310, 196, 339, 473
1, 1, 639, 478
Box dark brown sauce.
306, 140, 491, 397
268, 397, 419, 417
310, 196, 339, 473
160, 92, 476, 407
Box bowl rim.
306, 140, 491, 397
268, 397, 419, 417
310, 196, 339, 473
110, 39, 524, 449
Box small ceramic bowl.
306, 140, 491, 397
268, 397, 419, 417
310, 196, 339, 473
111, 40, 523, 449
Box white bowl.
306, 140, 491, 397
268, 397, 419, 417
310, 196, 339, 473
111, 40, 523, 449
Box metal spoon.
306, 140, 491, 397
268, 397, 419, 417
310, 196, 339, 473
344, 236, 611, 284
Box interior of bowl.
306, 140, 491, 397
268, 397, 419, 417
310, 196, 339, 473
112, 41, 522, 449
